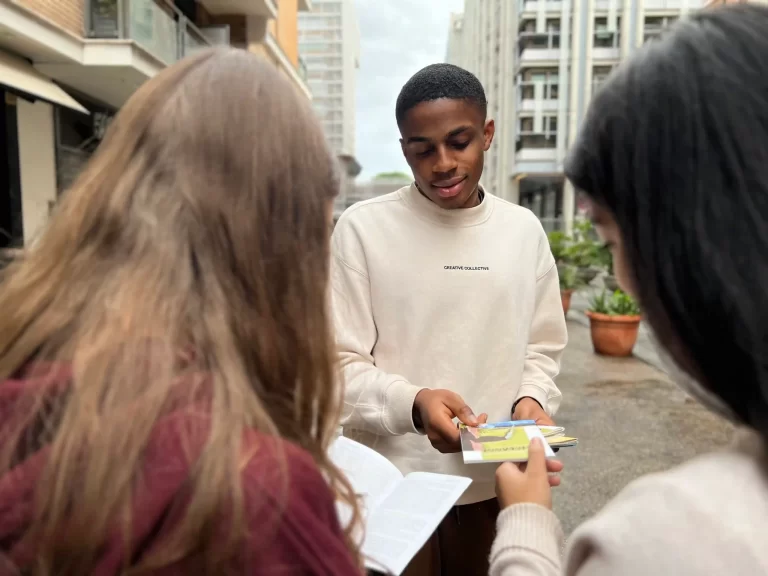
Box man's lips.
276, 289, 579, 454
432, 176, 468, 199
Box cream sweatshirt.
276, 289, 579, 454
490, 429, 768, 575
331, 183, 568, 504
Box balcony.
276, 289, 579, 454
519, 0, 563, 13
35, 0, 213, 107
518, 81, 559, 112
644, 0, 696, 9
593, 29, 620, 60
515, 134, 558, 163
517, 32, 561, 67
264, 32, 312, 100
518, 98, 559, 113
86, 0, 212, 65
199, 0, 278, 18
298, 56, 308, 83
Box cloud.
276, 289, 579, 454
354, 0, 464, 180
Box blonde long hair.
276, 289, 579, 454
0, 48, 359, 573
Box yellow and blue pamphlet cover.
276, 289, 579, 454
459, 421, 577, 463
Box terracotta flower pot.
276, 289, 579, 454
560, 289, 574, 316
585, 311, 641, 357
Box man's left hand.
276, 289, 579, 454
512, 397, 554, 426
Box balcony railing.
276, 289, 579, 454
298, 56, 308, 83
86, 0, 212, 66
519, 0, 563, 12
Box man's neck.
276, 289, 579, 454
416, 184, 484, 209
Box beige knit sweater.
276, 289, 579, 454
490, 429, 768, 575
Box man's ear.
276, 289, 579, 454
483, 119, 496, 151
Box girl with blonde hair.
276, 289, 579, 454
0, 48, 361, 575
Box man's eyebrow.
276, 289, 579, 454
406, 126, 472, 145
446, 126, 472, 138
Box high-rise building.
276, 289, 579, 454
0, 0, 311, 258
298, 0, 361, 216
446, 2, 517, 201
447, 0, 707, 232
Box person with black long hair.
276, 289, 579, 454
490, 4, 768, 575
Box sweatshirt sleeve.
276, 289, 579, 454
490, 504, 565, 576
330, 217, 426, 436
491, 472, 740, 576
515, 227, 568, 416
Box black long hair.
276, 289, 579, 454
565, 4, 768, 439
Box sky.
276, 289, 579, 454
354, 0, 464, 180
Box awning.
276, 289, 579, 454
0, 50, 88, 114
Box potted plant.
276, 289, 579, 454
585, 290, 642, 356
558, 264, 580, 315
594, 241, 620, 291
567, 219, 604, 286
548, 231, 581, 315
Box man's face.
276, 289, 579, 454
399, 98, 494, 210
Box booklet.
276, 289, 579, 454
459, 422, 559, 463
329, 436, 472, 575
539, 425, 579, 448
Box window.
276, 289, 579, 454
643, 16, 677, 43
546, 116, 557, 133
518, 116, 557, 135
518, 134, 557, 149
593, 16, 621, 48
520, 70, 559, 101
546, 18, 560, 32
592, 65, 613, 93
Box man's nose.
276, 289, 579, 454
433, 147, 457, 174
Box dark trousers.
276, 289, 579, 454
402, 498, 500, 576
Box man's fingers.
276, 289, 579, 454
477, 412, 489, 424
441, 392, 475, 423
431, 416, 461, 446
536, 415, 555, 426
548, 475, 561, 487
446, 395, 479, 426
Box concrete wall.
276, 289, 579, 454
16, 99, 57, 246
17, 0, 84, 36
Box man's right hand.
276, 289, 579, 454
412, 389, 487, 453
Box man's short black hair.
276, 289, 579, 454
395, 63, 487, 126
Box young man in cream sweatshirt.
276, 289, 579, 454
331, 63, 568, 575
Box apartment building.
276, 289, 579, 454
199, 0, 313, 99
448, 0, 706, 232
0, 0, 309, 253
446, 2, 516, 200
298, 0, 361, 217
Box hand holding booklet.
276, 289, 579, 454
329, 436, 471, 575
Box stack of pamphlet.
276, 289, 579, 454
459, 421, 578, 464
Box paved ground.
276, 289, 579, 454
552, 321, 734, 535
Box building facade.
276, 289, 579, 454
448, 0, 706, 232
298, 0, 361, 217
0, 0, 309, 256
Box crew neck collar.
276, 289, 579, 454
400, 183, 494, 227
